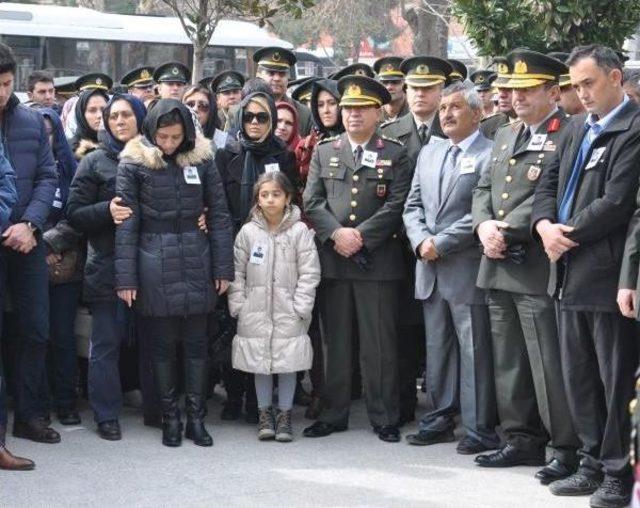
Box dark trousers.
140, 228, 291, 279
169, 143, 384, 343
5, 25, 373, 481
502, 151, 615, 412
320, 279, 400, 428
558, 308, 639, 476
419, 288, 499, 447
88, 301, 126, 423
0, 242, 50, 422
48, 282, 81, 413
488, 290, 578, 462
308, 302, 324, 398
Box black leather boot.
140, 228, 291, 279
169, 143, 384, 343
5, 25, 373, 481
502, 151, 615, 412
153, 361, 182, 447
184, 358, 213, 447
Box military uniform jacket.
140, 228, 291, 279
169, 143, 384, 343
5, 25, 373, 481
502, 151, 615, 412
302, 132, 412, 281
381, 99, 410, 123
533, 100, 640, 311
472, 109, 568, 295
480, 112, 511, 141
380, 113, 446, 170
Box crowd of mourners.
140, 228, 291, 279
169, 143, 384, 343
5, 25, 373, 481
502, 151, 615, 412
2, 39, 640, 508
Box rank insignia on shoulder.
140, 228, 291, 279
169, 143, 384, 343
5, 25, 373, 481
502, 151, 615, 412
527, 165, 542, 181
381, 135, 403, 146
547, 118, 561, 133
318, 135, 339, 145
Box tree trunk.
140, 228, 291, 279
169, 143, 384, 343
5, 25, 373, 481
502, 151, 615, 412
403, 0, 450, 58
192, 44, 205, 84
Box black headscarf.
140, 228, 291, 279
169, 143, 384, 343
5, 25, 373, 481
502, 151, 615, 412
238, 92, 287, 222
73, 89, 109, 143
142, 99, 196, 156
310, 79, 344, 137
101, 93, 147, 155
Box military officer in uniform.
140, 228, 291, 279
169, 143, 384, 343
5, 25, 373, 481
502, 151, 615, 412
374, 56, 409, 122
472, 49, 578, 483
253, 46, 313, 136
210, 70, 244, 132
548, 52, 585, 116
153, 61, 190, 100
53, 76, 78, 106
291, 76, 321, 108
480, 57, 517, 140
302, 75, 411, 442
75, 73, 113, 93
470, 69, 497, 118
330, 63, 375, 81
120, 66, 155, 103
380, 56, 451, 169
447, 59, 468, 85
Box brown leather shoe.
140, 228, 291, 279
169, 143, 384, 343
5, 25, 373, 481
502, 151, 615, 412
0, 446, 35, 471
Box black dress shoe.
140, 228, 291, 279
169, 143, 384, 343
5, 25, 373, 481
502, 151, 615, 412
58, 411, 81, 426
13, 418, 61, 444
475, 444, 545, 468
406, 428, 455, 446
590, 474, 633, 508
534, 458, 575, 485
374, 425, 400, 443
302, 421, 347, 438
549, 468, 603, 496
456, 435, 498, 455
97, 420, 122, 441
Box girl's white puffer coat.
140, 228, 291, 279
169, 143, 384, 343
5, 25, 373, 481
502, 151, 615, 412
228, 204, 320, 374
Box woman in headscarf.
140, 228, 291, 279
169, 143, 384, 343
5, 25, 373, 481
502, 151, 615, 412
36, 107, 84, 426
275, 101, 301, 152
66, 93, 147, 441
212, 91, 299, 423
115, 99, 234, 448
295, 79, 344, 186
69, 89, 109, 160
183, 84, 231, 154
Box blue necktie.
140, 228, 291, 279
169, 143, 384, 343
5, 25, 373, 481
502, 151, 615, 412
439, 145, 460, 202
558, 123, 601, 223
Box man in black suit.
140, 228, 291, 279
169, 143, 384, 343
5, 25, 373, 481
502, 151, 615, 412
532, 44, 640, 508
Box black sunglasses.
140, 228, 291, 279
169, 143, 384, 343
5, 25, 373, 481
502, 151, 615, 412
185, 100, 210, 112
242, 111, 270, 124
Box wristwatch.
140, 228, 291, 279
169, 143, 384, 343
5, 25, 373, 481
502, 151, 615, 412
23, 221, 38, 234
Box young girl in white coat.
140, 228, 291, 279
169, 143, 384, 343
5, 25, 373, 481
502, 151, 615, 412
228, 172, 320, 441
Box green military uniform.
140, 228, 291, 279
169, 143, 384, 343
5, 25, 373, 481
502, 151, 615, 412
471, 50, 578, 464
253, 46, 313, 136
302, 76, 411, 429
374, 56, 410, 124
380, 56, 451, 170
211, 70, 244, 132
480, 112, 512, 141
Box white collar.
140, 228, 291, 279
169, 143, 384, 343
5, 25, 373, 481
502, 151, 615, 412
347, 136, 373, 154
412, 112, 436, 130
449, 129, 479, 154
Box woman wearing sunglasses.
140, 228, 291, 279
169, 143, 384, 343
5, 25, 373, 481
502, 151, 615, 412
213, 91, 299, 423
182, 85, 229, 151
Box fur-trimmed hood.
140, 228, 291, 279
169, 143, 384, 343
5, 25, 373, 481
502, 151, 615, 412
74, 138, 99, 161
119, 133, 212, 170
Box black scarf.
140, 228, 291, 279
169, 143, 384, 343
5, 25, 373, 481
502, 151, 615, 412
73, 89, 109, 144
142, 98, 197, 156
238, 92, 287, 222
310, 79, 344, 138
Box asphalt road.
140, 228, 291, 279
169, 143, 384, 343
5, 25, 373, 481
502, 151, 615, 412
2, 391, 587, 508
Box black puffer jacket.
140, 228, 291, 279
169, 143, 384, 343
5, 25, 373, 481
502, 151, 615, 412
115, 101, 234, 317
66, 146, 119, 302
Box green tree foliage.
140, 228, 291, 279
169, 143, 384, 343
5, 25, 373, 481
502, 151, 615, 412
452, 0, 640, 56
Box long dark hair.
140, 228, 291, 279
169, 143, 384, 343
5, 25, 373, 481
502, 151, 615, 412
248, 171, 294, 220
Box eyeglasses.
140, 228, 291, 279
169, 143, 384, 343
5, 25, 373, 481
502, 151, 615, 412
185, 100, 210, 112
242, 111, 270, 124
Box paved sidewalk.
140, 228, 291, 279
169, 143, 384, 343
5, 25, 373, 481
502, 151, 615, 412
2, 394, 587, 508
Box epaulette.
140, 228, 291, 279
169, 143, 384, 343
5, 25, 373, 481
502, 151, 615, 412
318, 135, 339, 145
380, 118, 398, 129
381, 134, 404, 146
